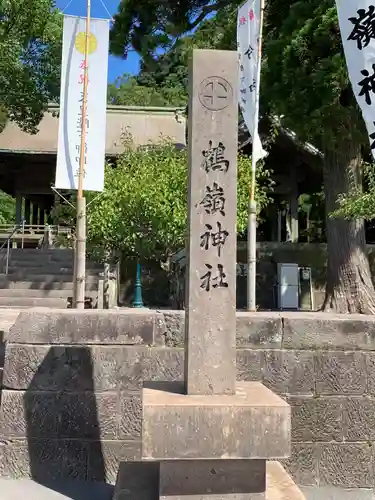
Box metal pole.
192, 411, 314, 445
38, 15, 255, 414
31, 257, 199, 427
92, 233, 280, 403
21, 218, 25, 250
74, 0, 91, 309
247, 0, 265, 312
104, 256, 110, 309
247, 199, 257, 311
6, 237, 10, 275
132, 261, 144, 308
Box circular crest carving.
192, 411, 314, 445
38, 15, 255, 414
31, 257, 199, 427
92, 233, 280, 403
198, 76, 233, 111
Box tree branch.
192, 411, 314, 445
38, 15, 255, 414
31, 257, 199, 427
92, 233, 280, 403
186, 1, 228, 31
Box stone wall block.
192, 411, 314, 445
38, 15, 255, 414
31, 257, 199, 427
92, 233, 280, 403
3, 345, 51, 391
3, 344, 122, 392
0, 438, 88, 481
145, 347, 184, 382
0, 439, 31, 479
162, 311, 185, 347
236, 312, 282, 348
116, 346, 150, 390
236, 350, 263, 382
0, 330, 4, 367
364, 353, 375, 395
8, 310, 162, 345
153, 312, 167, 346
162, 310, 283, 348
342, 396, 375, 441
118, 391, 142, 440
282, 443, 319, 487
262, 350, 315, 395
282, 313, 375, 351
88, 440, 141, 485
0, 390, 57, 438
318, 444, 374, 488
58, 392, 118, 439
288, 396, 343, 443
315, 352, 367, 395
0, 390, 117, 440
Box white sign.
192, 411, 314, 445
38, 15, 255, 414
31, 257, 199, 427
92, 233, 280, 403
56, 15, 109, 191
237, 0, 267, 169
336, 1, 375, 158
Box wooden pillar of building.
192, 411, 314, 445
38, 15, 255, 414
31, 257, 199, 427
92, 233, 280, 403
24, 198, 31, 225
15, 193, 22, 225
289, 165, 299, 243
32, 203, 39, 225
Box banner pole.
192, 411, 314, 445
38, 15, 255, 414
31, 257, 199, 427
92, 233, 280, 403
247, 0, 265, 312
74, 0, 91, 309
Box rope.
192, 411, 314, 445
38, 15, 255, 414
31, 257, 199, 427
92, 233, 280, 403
59, 0, 114, 21
98, 0, 115, 22
60, 0, 74, 14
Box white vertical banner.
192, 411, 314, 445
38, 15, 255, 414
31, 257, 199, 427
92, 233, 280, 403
56, 15, 109, 192
336, 1, 375, 158
237, 0, 267, 169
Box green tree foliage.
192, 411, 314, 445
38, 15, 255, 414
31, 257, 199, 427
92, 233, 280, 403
0, 0, 62, 132
263, 1, 375, 313
85, 138, 272, 261
110, 0, 232, 59
110, 0, 375, 313
0, 190, 15, 224
332, 162, 375, 221
109, 8, 236, 108
108, 73, 186, 107
132, 7, 236, 105
263, 2, 363, 149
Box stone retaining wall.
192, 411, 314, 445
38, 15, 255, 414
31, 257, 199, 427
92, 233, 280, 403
1, 309, 375, 493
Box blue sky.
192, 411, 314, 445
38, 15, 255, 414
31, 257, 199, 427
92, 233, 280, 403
56, 0, 140, 83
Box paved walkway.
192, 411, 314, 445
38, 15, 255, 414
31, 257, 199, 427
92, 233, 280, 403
0, 480, 113, 500
0, 479, 373, 500
301, 486, 374, 500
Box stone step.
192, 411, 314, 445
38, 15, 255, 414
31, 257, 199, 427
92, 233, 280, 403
8, 249, 74, 255
5, 266, 101, 276
0, 297, 69, 308
0, 273, 99, 282
0, 280, 98, 290
7, 260, 102, 270
0, 288, 97, 298
0, 306, 46, 309
6, 250, 74, 261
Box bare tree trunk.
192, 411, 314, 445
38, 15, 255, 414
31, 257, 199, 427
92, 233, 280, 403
322, 144, 375, 314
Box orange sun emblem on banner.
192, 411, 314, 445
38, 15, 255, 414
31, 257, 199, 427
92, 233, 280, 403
74, 32, 98, 54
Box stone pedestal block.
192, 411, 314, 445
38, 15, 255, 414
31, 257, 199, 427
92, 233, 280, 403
159, 459, 265, 500
113, 461, 305, 500
142, 382, 290, 461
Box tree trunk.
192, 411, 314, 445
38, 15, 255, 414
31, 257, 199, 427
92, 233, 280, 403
322, 144, 375, 314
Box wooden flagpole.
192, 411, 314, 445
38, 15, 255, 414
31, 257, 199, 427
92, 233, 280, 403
247, 0, 265, 311
74, 0, 91, 308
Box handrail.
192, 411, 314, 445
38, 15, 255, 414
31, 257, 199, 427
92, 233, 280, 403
0, 224, 20, 275
0, 224, 19, 252
0, 224, 73, 234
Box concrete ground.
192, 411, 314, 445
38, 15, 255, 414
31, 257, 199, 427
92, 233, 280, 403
301, 487, 375, 500
0, 480, 113, 500
0, 480, 373, 500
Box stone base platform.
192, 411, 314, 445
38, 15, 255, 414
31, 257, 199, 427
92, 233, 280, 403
142, 382, 290, 460
113, 460, 305, 500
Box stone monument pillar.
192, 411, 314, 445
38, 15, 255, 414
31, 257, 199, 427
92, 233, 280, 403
114, 49, 293, 500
